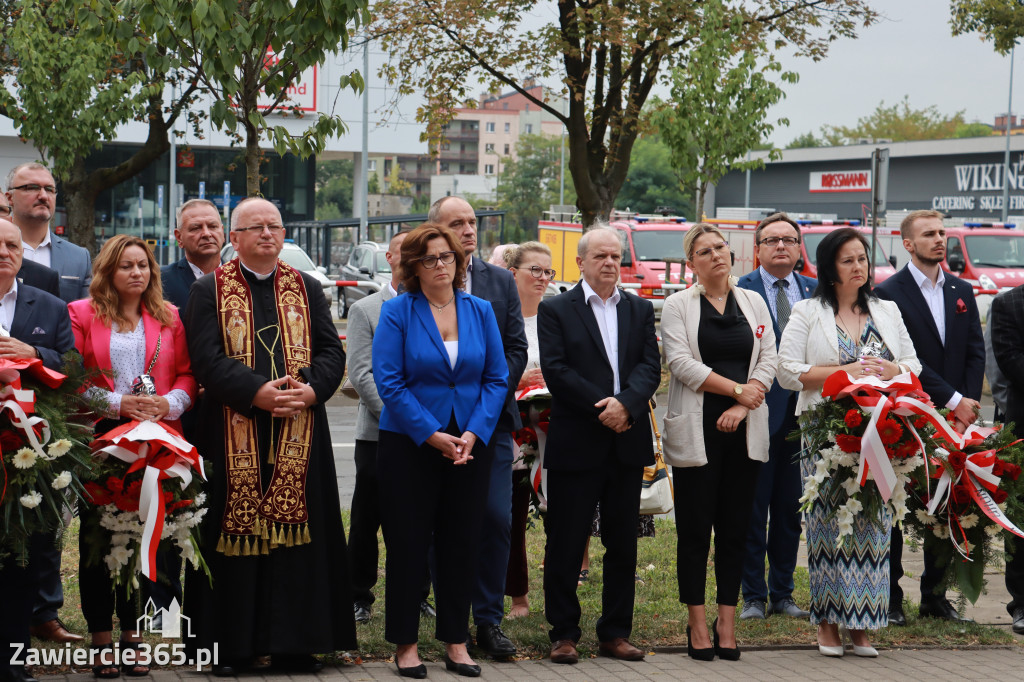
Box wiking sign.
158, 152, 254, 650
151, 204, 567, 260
931, 154, 1024, 213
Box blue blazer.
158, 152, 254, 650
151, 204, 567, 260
49, 233, 92, 303
11, 284, 76, 371
874, 265, 983, 406
737, 268, 816, 434
161, 258, 198, 310
373, 290, 509, 447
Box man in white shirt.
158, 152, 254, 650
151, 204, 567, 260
538, 227, 660, 664
875, 209, 984, 625
5, 163, 91, 303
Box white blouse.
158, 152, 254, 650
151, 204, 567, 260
523, 315, 540, 370
443, 340, 459, 369
92, 322, 191, 420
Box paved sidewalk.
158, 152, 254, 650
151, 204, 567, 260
37, 646, 1024, 681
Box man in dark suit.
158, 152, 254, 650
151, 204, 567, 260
0, 216, 77, 682
538, 226, 660, 664
737, 213, 814, 621
161, 199, 225, 309
875, 209, 984, 624
428, 196, 528, 658
991, 286, 1024, 634
0, 192, 59, 299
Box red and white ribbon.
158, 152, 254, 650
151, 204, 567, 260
93, 420, 205, 580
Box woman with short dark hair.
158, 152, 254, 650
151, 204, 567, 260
373, 223, 509, 678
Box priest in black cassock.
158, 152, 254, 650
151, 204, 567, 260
183, 197, 354, 676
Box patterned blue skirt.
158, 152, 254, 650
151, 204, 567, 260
801, 452, 891, 629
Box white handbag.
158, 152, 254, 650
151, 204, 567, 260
640, 402, 674, 515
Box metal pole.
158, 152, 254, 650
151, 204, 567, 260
359, 40, 370, 243
168, 77, 178, 262
1003, 45, 1016, 223
559, 95, 566, 205
744, 150, 751, 208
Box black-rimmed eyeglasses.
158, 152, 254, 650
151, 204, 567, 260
759, 236, 799, 247
416, 251, 456, 269
9, 183, 57, 196
233, 224, 285, 234
516, 265, 556, 280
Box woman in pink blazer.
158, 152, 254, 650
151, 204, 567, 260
69, 235, 196, 678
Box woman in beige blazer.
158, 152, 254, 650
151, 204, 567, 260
662, 224, 777, 662
777, 228, 921, 659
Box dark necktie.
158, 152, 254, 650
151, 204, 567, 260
774, 279, 791, 332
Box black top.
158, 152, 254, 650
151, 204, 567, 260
698, 292, 754, 421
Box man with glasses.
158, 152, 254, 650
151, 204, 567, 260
182, 197, 355, 674
0, 191, 59, 298
3, 167, 86, 647
737, 212, 815, 622
5, 163, 90, 303
428, 196, 528, 660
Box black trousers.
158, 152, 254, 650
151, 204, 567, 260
505, 468, 533, 598
377, 426, 492, 645
544, 462, 643, 644
79, 506, 139, 633
1, 560, 36, 678
349, 438, 431, 605
674, 424, 761, 606
890, 526, 947, 606
1006, 527, 1024, 615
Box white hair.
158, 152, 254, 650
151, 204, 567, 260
577, 224, 621, 258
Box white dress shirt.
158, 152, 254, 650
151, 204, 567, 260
908, 261, 962, 409
0, 280, 17, 334
186, 259, 204, 280
22, 231, 52, 268
581, 278, 621, 394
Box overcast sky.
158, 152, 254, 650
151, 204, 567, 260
767, 0, 1018, 145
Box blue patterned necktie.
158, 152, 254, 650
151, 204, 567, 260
774, 279, 791, 332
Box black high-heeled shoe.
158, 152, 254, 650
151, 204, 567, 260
395, 659, 427, 679
686, 625, 715, 661
712, 617, 741, 661
443, 655, 481, 677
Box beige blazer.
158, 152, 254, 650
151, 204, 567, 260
777, 297, 922, 416
661, 285, 777, 467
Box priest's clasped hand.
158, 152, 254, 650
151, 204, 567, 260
253, 375, 316, 417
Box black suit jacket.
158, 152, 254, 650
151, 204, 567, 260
992, 285, 1024, 428
538, 283, 661, 470
162, 258, 198, 310
874, 266, 983, 406
470, 256, 528, 433
10, 284, 76, 371
18, 260, 60, 299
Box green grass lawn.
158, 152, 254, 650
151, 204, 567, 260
38, 511, 1015, 672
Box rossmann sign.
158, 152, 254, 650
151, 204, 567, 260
809, 170, 872, 193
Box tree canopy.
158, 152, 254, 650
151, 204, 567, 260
615, 135, 692, 217
496, 133, 574, 241
951, 0, 1024, 54
371, 0, 877, 229
820, 96, 969, 144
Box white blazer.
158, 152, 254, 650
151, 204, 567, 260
661, 284, 777, 467
777, 297, 922, 416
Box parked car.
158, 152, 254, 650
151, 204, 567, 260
338, 241, 390, 317
220, 240, 335, 301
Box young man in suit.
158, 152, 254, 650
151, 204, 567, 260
737, 213, 814, 621
6, 163, 91, 303
161, 199, 226, 309
5, 164, 88, 645
538, 227, 660, 664
0, 217, 77, 682
428, 196, 528, 659
990, 286, 1024, 634
875, 209, 984, 625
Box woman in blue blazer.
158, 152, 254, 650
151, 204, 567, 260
373, 223, 508, 678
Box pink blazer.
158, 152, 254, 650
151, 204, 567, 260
68, 299, 197, 433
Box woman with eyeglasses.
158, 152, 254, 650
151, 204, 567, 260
373, 223, 508, 678
661, 223, 777, 661
500, 242, 554, 619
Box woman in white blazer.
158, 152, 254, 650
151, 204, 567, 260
777, 228, 921, 659
662, 224, 777, 662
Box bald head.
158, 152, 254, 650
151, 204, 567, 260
229, 198, 285, 274
0, 219, 24, 289
430, 196, 477, 254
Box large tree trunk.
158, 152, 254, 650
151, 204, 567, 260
58, 93, 173, 256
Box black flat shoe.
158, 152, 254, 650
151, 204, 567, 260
118, 642, 150, 677
686, 625, 714, 661
395, 660, 427, 679
210, 664, 237, 677
443, 655, 481, 677
712, 617, 741, 661
271, 654, 322, 673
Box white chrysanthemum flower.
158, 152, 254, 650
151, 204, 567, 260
194, 492, 207, 506
13, 448, 37, 469
916, 509, 937, 525
986, 524, 1003, 537
51, 471, 72, 490
111, 533, 131, 546
47, 439, 72, 458
933, 525, 950, 539
837, 453, 858, 468
20, 491, 42, 508
959, 513, 979, 529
